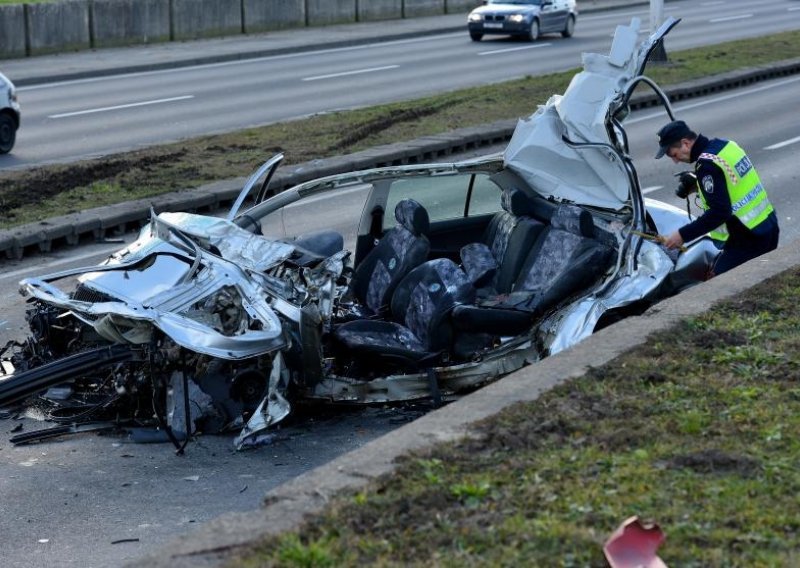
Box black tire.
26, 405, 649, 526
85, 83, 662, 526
528, 19, 540, 42
0, 345, 133, 407
470, 31, 483, 42
0, 113, 16, 154
561, 15, 575, 38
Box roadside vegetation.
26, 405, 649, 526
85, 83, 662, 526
1, 30, 799, 229
231, 265, 800, 567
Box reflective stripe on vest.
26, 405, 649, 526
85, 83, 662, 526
695, 141, 773, 236
698, 191, 729, 242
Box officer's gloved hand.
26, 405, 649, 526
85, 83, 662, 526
675, 171, 697, 199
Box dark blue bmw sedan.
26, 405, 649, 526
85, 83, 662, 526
467, 0, 578, 42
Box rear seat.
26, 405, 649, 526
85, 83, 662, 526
452, 203, 615, 337
482, 188, 546, 294
514, 203, 614, 309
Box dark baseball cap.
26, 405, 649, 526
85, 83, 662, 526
655, 120, 694, 159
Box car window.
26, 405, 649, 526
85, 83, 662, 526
260, 184, 371, 252
467, 174, 504, 217
384, 173, 502, 230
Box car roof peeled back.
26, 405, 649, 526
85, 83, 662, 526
504, 17, 678, 210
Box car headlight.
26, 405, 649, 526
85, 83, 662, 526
9, 86, 17, 104
468, 13, 483, 22
508, 14, 527, 23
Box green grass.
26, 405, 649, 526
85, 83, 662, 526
2, 30, 800, 230
230, 266, 800, 567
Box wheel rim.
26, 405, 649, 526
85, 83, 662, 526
529, 20, 539, 41
565, 17, 574, 36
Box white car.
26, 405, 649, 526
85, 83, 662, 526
0, 71, 20, 154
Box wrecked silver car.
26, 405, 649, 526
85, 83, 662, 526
0, 17, 718, 449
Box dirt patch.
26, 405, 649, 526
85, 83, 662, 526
688, 329, 749, 349
594, 423, 662, 451
0, 151, 186, 215
666, 449, 761, 476
329, 100, 463, 152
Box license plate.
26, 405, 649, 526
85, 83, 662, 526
484, 23, 503, 29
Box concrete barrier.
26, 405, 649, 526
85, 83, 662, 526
0, 5, 26, 58
358, 0, 403, 22
306, 0, 356, 26
403, 0, 445, 18
171, 0, 242, 40
243, 0, 305, 33
25, 0, 91, 56
445, 0, 482, 14
91, 0, 170, 48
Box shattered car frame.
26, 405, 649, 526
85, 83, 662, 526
0, 17, 718, 450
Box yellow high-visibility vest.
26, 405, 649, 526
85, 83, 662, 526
695, 141, 773, 243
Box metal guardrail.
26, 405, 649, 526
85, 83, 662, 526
2, 56, 799, 262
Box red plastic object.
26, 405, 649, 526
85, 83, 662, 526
603, 516, 667, 568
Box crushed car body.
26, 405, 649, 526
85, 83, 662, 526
0, 17, 719, 450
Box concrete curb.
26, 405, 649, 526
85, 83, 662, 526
3, 56, 800, 262
127, 215, 800, 568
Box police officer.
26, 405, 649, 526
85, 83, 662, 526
656, 120, 779, 276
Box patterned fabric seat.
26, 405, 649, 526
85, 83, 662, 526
333, 258, 475, 371
452, 204, 615, 336
481, 188, 545, 294
512, 204, 613, 310
345, 199, 430, 318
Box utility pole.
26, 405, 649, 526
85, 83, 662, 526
649, 0, 668, 63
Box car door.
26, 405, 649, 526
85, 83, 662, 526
539, 0, 566, 32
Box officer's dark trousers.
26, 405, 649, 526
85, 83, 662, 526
713, 227, 780, 275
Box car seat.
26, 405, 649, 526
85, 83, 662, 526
452, 204, 615, 336
345, 198, 430, 318
481, 188, 546, 294
333, 258, 475, 374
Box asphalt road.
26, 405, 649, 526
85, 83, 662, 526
1, 0, 799, 169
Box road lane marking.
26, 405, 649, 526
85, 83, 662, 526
642, 186, 664, 194
710, 14, 753, 23
628, 75, 800, 124
478, 43, 551, 56
764, 135, 800, 151
701, 1, 725, 5
18, 36, 464, 91
302, 65, 399, 82
49, 95, 194, 118
789, 6, 800, 11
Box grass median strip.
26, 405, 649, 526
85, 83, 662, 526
231, 266, 800, 567
2, 30, 800, 230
